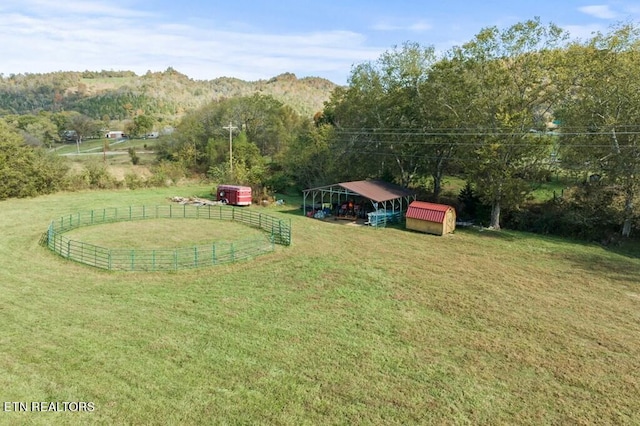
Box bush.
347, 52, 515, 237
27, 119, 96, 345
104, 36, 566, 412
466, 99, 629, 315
128, 147, 140, 165
124, 173, 147, 189
148, 160, 185, 187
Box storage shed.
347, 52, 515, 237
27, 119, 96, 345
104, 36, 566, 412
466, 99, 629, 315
406, 201, 456, 236
216, 185, 252, 206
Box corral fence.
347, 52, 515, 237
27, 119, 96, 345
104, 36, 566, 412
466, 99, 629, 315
41, 205, 292, 271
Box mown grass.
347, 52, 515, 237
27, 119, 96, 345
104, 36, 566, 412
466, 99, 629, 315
1, 184, 639, 424
64, 219, 266, 249
54, 137, 160, 156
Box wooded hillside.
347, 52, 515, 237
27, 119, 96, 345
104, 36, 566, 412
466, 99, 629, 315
0, 68, 337, 119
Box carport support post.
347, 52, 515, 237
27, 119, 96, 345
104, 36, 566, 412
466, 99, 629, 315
303, 191, 307, 217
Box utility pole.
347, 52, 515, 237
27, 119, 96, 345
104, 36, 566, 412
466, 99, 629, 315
223, 122, 238, 173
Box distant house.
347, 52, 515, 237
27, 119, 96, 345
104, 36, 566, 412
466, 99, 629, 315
63, 130, 77, 142
105, 131, 126, 139
405, 201, 456, 236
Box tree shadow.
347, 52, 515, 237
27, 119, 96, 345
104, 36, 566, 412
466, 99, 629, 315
561, 251, 640, 284
455, 227, 520, 242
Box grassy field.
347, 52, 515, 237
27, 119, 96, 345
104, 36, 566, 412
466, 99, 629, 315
1, 185, 639, 424
54, 137, 160, 155
64, 219, 265, 249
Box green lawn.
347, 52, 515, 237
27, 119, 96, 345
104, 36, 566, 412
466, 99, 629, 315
54, 137, 160, 156
1, 184, 639, 424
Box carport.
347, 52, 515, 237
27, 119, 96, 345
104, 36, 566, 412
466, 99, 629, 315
302, 180, 417, 223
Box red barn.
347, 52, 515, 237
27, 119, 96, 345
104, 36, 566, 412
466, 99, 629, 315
405, 201, 456, 236
216, 185, 252, 206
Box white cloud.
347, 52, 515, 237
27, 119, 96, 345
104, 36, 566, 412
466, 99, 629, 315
578, 5, 618, 19
0, 4, 381, 84
372, 20, 431, 32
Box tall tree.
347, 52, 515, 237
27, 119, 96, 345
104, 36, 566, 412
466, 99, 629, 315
451, 18, 567, 228
327, 42, 440, 187
557, 24, 640, 237
68, 113, 99, 154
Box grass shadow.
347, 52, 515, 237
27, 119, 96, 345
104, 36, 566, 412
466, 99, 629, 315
455, 227, 520, 242
562, 251, 640, 284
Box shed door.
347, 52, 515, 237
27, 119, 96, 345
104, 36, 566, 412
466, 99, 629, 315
446, 211, 455, 233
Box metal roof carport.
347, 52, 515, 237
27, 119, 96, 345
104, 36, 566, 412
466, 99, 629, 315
302, 180, 417, 218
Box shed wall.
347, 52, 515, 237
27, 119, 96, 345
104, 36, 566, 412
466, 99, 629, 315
443, 210, 456, 234
406, 217, 444, 235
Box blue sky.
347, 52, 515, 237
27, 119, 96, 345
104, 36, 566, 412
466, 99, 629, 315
0, 0, 638, 84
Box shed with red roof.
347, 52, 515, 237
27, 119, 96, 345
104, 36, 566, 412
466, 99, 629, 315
405, 201, 456, 236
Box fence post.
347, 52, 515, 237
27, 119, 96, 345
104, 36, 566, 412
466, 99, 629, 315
130, 249, 135, 271
231, 243, 235, 262
170, 204, 173, 218
174, 249, 178, 271
91, 210, 94, 225
48, 223, 53, 249
108, 249, 112, 271
152, 250, 156, 271
129, 206, 132, 221
194, 246, 198, 268
67, 239, 71, 258
183, 204, 186, 218
212, 243, 216, 264
143, 205, 146, 219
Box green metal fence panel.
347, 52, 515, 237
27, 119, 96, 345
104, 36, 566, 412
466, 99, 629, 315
44, 205, 291, 271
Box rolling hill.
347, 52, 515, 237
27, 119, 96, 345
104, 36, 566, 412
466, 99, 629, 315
0, 68, 338, 120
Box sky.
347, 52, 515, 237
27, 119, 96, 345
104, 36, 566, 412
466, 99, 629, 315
1, 0, 638, 85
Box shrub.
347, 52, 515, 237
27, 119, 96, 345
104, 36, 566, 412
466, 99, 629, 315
148, 160, 185, 187
124, 173, 147, 189
128, 147, 140, 165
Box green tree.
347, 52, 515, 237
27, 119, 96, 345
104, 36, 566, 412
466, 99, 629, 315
129, 114, 155, 138
325, 42, 460, 193
451, 18, 567, 228
556, 24, 640, 237
0, 120, 68, 199
166, 94, 304, 178
68, 113, 99, 153
282, 122, 335, 189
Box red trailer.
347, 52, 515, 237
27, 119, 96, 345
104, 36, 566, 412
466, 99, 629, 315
216, 185, 252, 206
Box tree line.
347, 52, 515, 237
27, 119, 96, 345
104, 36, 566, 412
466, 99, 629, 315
161, 19, 639, 238
2, 18, 639, 240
